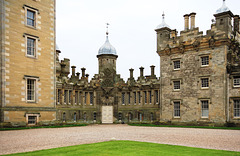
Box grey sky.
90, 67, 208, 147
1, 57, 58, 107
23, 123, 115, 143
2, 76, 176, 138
56, 0, 239, 81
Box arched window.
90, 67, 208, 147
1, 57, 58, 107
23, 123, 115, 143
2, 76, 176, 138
139, 113, 143, 122
63, 112, 66, 122
150, 112, 153, 121
74, 112, 77, 122
83, 112, 87, 121
128, 113, 132, 121
118, 113, 122, 121
93, 112, 97, 121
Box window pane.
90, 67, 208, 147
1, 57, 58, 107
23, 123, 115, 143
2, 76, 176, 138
173, 81, 180, 90
28, 116, 36, 124
90, 92, 93, 104
234, 100, 240, 117
201, 78, 209, 88
27, 79, 35, 101
201, 100, 209, 117
149, 91, 152, 103
174, 101, 180, 117
201, 56, 209, 66
27, 38, 35, 56
27, 10, 35, 26
174, 60, 180, 69
122, 93, 125, 104
233, 78, 240, 87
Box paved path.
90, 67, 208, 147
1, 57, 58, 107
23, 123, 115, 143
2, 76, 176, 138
0, 124, 240, 155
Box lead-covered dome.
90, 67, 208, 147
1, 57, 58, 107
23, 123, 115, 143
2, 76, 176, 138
156, 12, 170, 30
98, 35, 117, 55
216, 0, 230, 14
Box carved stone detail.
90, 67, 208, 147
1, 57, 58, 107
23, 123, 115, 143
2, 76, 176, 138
209, 36, 215, 49
192, 39, 200, 51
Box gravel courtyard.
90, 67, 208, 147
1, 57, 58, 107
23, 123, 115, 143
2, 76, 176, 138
0, 124, 240, 155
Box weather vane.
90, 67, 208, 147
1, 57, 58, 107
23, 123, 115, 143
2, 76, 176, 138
106, 23, 110, 36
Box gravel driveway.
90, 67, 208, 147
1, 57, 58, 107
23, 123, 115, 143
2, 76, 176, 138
0, 124, 240, 155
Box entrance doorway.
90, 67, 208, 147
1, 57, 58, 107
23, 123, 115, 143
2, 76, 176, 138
102, 106, 113, 123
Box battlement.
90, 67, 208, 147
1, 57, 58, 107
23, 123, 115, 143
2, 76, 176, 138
156, 10, 240, 57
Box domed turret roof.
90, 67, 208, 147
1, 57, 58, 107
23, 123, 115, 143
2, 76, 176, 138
216, 0, 230, 14
98, 34, 117, 55
156, 12, 170, 30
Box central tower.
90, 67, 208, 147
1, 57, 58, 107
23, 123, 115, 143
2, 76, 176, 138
97, 24, 118, 87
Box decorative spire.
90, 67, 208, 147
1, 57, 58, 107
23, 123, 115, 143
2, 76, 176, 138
156, 11, 170, 30
106, 23, 109, 36
216, 0, 230, 14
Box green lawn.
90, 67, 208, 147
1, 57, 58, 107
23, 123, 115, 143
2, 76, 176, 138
4, 141, 240, 156
128, 123, 240, 130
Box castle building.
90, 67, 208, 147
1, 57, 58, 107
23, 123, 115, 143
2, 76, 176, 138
56, 29, 160, 124
0, 0, 56, 126
0, 0, 239, 126
156, 0, 240, 125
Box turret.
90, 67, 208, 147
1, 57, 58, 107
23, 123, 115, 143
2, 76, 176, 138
214, 0, 233, 33
155, 12, 171, 52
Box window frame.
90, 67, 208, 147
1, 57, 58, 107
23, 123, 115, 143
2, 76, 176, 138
233, 100, 240, 118
201, 78, 209, 89
144, 91, 147, 104
201, 56, 209, 67
201, 100, 209, 118
122, 92, 125, 105
26, 113, 39, 125
69, 90, 72, 105
24, 76, 39, 103
24, 5, 38, 28
24, 34, 39, 58
148, 91, 152, 104
233, 77, 240, 88
90, 92, 94, 105
155, 90, 159, 104
138, 91, 141, 105
173, 60, 181, 70
173, 101, 181, 118
64, 90, 68, 104
57, 89, 61, 104
75, 91, 78, 105
173, 80, 181, 91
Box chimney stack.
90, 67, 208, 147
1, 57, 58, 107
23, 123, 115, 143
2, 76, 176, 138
76, 72, 80, 79
190, 12, 196, 29
81, 67, 86, 78
129, 68, 134, 78
150, 65, 155, 77
71, 66, 76, 76
184, 14, 189, 31
139, 67, 144, 77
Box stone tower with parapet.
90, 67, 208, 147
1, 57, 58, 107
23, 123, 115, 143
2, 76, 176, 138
156, 0, 240, 125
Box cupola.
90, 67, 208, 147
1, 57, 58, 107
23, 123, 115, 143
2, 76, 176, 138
98, 24, 117, 55
215, 0, 230, 14
156, 12, 170, 30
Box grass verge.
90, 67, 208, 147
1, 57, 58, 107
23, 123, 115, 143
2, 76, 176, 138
0, 124, 87, 131
128, 123, 240, 130
3, 140, 240, 156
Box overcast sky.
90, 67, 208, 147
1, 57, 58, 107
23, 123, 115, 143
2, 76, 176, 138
56, 0, 239, 81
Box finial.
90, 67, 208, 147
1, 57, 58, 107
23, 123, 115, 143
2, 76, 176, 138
162, 11, 165, 20
106, 23, 109, 36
